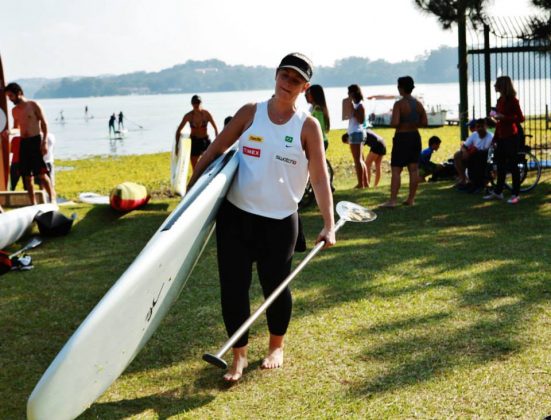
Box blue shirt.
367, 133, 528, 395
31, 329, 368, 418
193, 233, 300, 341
419, 147, 433, 166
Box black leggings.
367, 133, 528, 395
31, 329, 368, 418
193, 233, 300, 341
494, 136, 520, 195
216, 199, 298, 348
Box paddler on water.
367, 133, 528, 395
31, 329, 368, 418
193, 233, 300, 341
187, 53, 335, 382
3, 82, 57, 204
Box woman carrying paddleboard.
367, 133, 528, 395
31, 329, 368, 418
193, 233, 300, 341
175, 94, 219, 169
188, 53, 335, 382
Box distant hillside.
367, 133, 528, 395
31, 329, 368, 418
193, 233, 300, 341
25, 46, 459, 99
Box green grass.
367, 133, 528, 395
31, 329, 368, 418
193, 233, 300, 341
1, 126, 551, 419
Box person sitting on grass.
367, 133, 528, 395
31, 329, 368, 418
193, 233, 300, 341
454, 118, 493, 192
418, 136, 443, 183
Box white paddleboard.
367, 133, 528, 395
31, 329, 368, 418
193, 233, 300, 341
79, 192, 109, 205
170, 136, 191, 196
0, 204, 58, 250
27, 148, 239, 420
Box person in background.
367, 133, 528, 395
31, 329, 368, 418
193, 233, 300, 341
43, 132, 56, 186
187, 52, 335, 383
3, 82, 56, 204
33, 132, 55, 192
418, 135, 442, 183
346, 84, 368, 188
305, 84, 330, 150
483, 76, 525, 204
380, 76, 427, 207
9, 136, 22, 191
454, 118, 493, 192
305, 84, 334, 191
175, 95, 219, 169
118, 111, 124, 130
363, 129, 386, 187
109, 113, 116, 136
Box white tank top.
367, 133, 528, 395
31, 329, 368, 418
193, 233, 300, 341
227, 101, 309, 219
347, 100, 365, 134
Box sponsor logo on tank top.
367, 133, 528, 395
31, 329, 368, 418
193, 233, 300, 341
275, 154, 297, 166
248, 135, 263, 142
285, 136, 293, 143
243, 146, 261, 157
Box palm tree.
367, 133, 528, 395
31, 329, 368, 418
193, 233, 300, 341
414, 0, 549, 138
414, 1, 487, 138
528, 0, 551, 41
413, 0, 487, 29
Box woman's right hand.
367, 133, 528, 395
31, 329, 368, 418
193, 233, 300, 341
316, 226, 336, 249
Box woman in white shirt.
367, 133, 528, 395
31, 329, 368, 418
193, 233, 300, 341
346, 84, 368, 188
188, 53, 335, 383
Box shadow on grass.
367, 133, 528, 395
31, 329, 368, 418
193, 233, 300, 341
83, 388, 214, 419
296, 179, 551, 398
1, 178, 549, 417
0, 202, 171, 418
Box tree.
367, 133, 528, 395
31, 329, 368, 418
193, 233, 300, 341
413, 0, 487, 29
528, 0, 551, 42
413, 0, 488, 138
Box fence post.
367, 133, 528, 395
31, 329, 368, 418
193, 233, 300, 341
458, 3, 469, 141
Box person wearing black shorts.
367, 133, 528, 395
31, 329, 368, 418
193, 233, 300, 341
19, 135, 49, 178
174, 95, 219, 169
363, 129, 386, 188
381, 76, 427, 207
190, 135, 211, 157
4, 83, 56, 204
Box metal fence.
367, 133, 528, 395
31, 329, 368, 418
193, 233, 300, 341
467, 16, 550, 164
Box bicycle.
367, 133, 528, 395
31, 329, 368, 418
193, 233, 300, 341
484, 142, 542, 193
299, 159, 334, 209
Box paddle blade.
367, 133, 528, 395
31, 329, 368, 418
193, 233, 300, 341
202, 353, 228, 369
336, 201, 377, 223
9, 236, 43, 259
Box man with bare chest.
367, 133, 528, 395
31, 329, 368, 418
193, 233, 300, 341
3, 83, 56, 204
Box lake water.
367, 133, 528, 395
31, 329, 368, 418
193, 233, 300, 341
11, 83, 464, 159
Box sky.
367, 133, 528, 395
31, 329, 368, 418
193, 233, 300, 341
0, 0, 541, 80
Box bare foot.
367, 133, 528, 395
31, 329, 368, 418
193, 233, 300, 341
261, 347, 284, 369
223, 347, 248, 382
402, 200, 415, 206
379, 201, 397, 208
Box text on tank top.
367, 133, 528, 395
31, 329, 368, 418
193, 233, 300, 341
226, 101, 310, 219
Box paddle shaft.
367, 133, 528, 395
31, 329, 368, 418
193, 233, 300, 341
125, 117, 143, 129
206, 217, 346, 365
9, 238, 42, 259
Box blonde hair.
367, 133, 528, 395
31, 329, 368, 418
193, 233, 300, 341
495, 76, 517, 98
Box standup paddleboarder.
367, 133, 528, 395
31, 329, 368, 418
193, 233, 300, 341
3, 83, 56, 204
188, 53, 335, 382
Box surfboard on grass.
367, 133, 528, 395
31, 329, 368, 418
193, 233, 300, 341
0, 203, 59, 250
27, 148, 240, 420
79, 192, 109, 205
170, 136, 191, 196
0, 54, 9, 191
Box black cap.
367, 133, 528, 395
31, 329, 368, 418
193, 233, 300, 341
277, 53, 313, 82
191, 94, 202, 104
